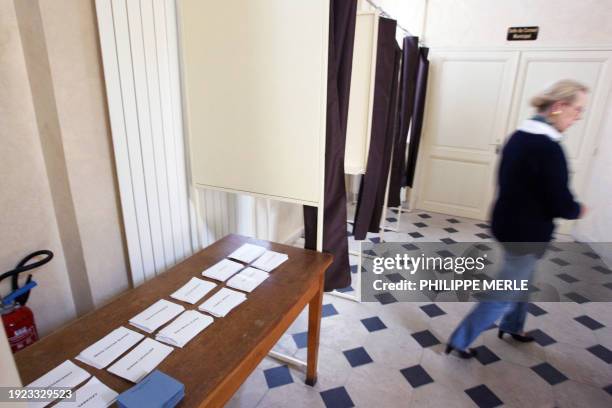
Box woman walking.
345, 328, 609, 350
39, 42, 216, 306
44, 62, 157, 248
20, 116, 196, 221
446, 80, 588, 358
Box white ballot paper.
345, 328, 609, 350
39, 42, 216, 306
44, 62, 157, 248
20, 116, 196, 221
227, 243, 266, 264
170, 277, 217, 304
107, 338, 173, 383
198, 287, 246, 317
129, 299, 184, 334
155, 310, 214, 348
76, 326, 144, 369
54, 377, 117, 408
26, 360, 91, 408
202, 258, 244, 282
226, 267, 269, 293
251, 250, 289, 272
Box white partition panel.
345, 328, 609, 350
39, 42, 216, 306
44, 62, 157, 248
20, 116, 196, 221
345, 12, 379, 175
177, 0, 329, 206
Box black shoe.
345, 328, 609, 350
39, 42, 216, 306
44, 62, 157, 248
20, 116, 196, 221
498, 329, 535, 342
445, 344, 477, 359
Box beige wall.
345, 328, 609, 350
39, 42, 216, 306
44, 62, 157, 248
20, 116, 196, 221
423, 0, 612, 47
364, 0, 612, 47
37, 0, 130, 307
0, 0, 77, 336
0, 0, 129, 338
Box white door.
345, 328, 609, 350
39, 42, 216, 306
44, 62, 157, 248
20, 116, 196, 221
508, 50, 612, 234
414, 51, 519, 220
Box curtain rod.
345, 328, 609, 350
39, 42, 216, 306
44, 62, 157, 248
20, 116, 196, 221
364, 0, 413, 36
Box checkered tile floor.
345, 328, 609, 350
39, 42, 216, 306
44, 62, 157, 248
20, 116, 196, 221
226, 208, 612, 408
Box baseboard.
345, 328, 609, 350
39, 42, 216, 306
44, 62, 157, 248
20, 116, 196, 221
282, 226, 305, 245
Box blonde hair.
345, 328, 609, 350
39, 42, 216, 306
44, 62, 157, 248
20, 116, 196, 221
530, 79, 589, 113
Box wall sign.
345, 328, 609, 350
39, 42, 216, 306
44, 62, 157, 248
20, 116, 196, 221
507, 26, 539, 41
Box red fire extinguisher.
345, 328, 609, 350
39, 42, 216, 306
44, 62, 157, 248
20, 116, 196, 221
1, 250, 53, 353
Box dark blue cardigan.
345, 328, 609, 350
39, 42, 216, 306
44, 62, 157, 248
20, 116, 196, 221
491, 130, 581, 244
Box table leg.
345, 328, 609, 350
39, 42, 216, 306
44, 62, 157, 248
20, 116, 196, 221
305, 274, 324, 386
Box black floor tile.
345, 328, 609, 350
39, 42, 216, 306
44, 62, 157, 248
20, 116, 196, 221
336, 285, 354, 293
472, 345, 501, 365
444, 227, 458, 233
411, 330, 440, 348
526, 303, 547, 317
475, 233, 492, 239
408, 232, 424, 238
385, 272, 404, 283
263, 365, 294, 388
320, 386, 354, 408
564, 292, 590, 304
447, 218, 460, 224
531, 362, 568, 385
574, 315, 605, 330
527, 329, 557, 346
322, 303, 339, 317
402, 243, 419, 251
583, 251, 601, 259
550, 257, 570, 266
360, 316, 387, 332
465, 384, 503, 408
593, 265, 612, 275
343, 347, 373, 367
292, 331, 308, 349
418, 213, 432, 219
419, 304, 446, 318
587, 344, 612, 364
374, 292, 398, 305
400, 365, 434, 388
414, 222, 428, 228
556, 273, 579, 283
440, 238, 456, 244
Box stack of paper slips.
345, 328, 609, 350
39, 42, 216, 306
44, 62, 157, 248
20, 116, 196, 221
227, 243, 266, 263
108, 338, 173, 383
25, 360, 91, 408
170, 277, 216, 304
251, 250, 288, 272
129, 299, 184, 333
117, 370, 184, 408
226, 267, 270, 293
155, 310, 213, 348
55, 377, 117, 408
198, 287, 246, 317
202, 258, 244, 282
76, 326, 144, 369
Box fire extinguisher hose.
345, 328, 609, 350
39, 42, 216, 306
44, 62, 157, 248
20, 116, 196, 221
0, 250, 53, 306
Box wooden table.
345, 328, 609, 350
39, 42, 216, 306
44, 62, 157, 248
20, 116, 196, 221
15, 234, 333, 407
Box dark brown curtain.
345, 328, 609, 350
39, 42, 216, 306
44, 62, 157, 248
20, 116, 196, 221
387, 36, 420, 207
303, 0, 357, 291
405, 47, 430, 187
352, 18, 401, 240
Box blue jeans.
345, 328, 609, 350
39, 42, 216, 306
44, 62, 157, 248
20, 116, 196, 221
448, 250, 538, 351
